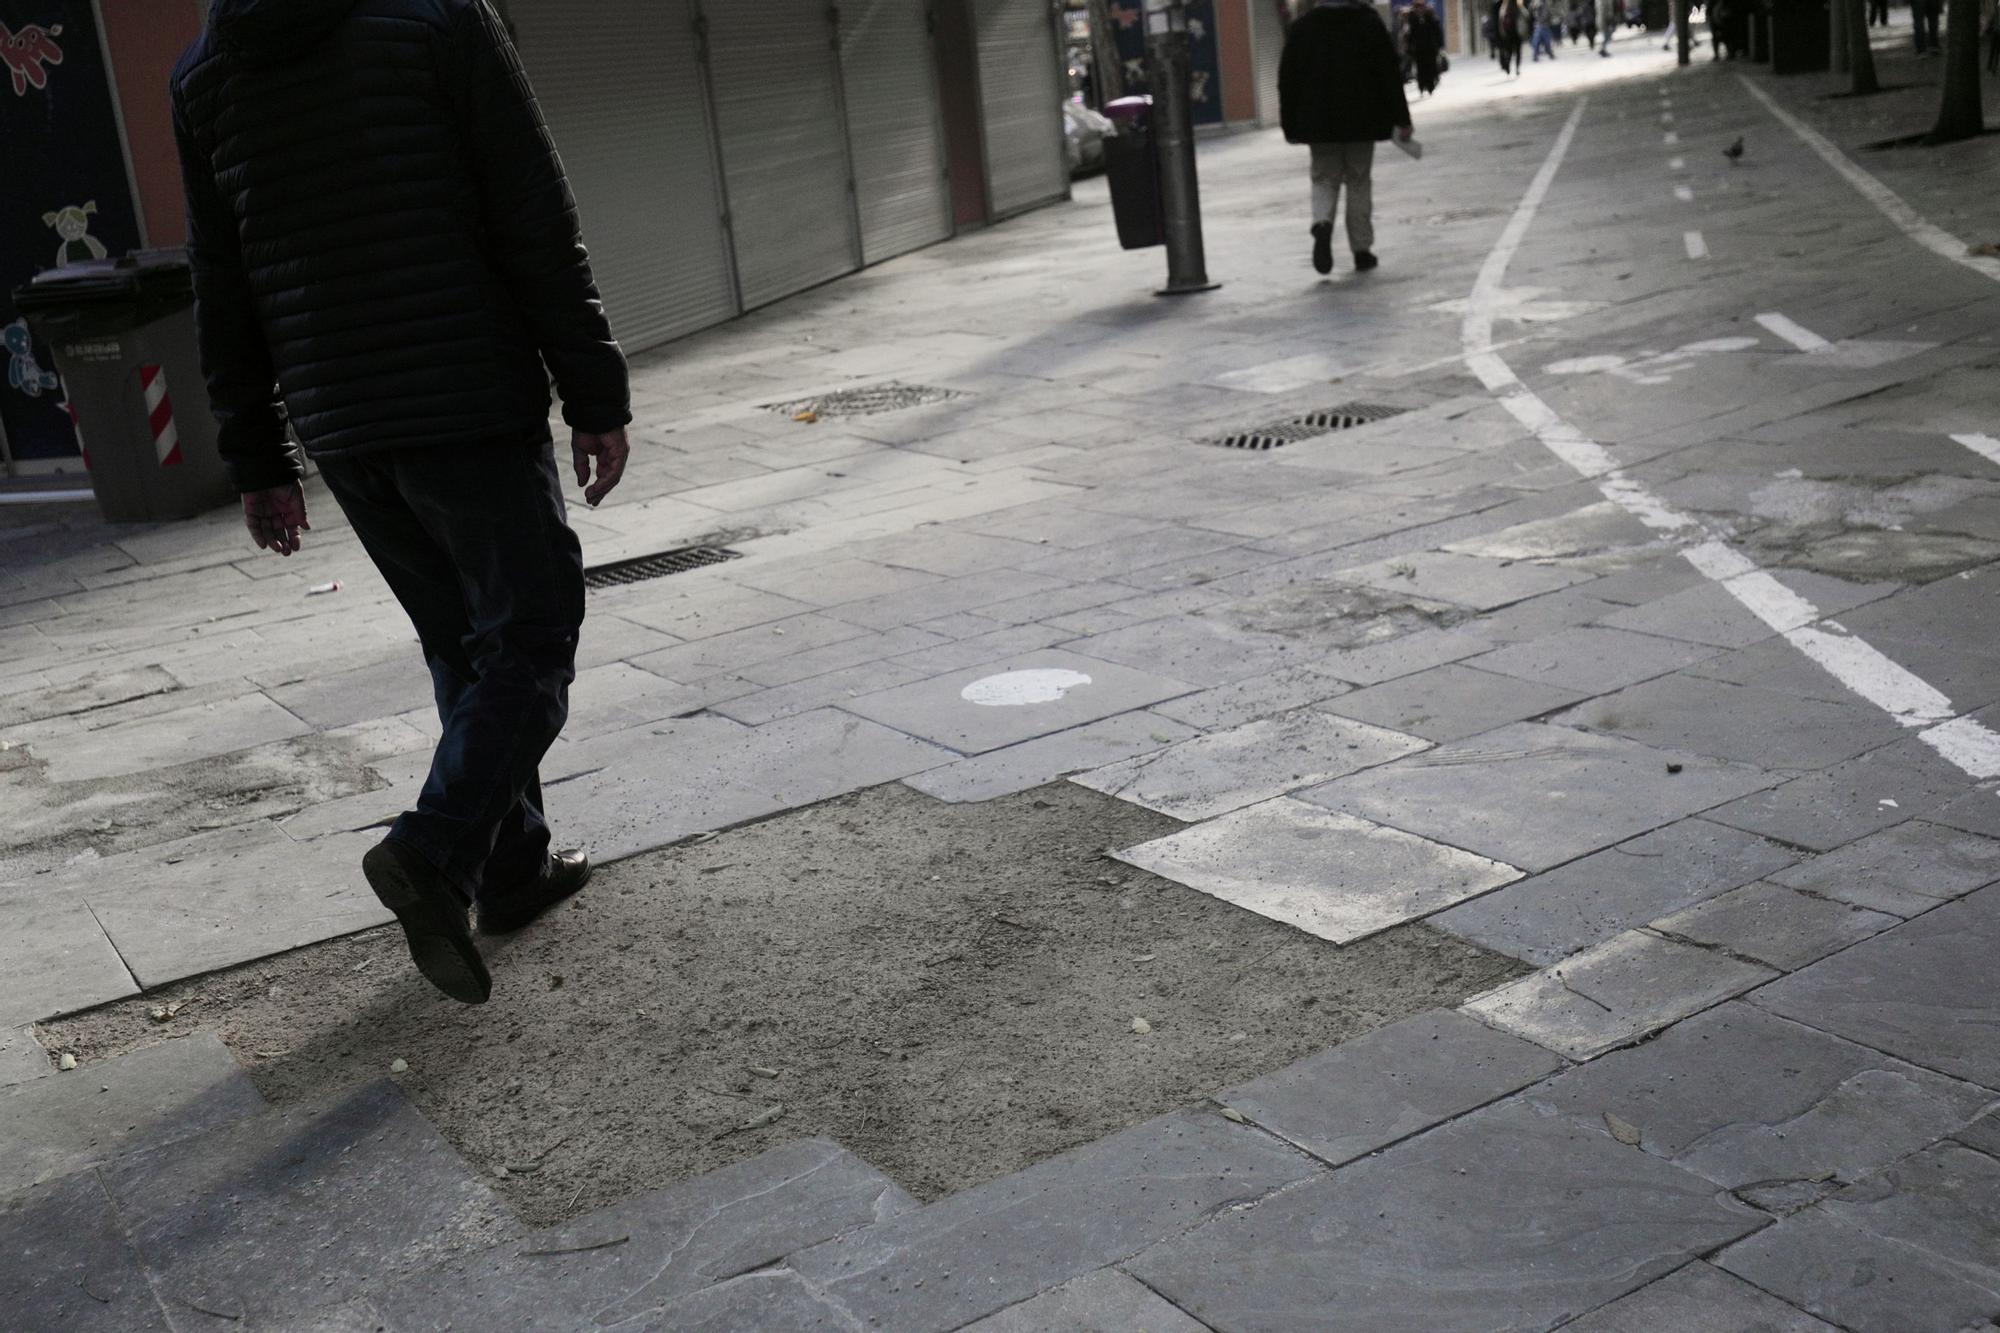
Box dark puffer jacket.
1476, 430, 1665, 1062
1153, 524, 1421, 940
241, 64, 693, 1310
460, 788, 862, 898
171, 0, 630, 492
1278, 1, 1412, 145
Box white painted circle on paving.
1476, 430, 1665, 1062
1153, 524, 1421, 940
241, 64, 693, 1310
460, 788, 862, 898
960, 669, 1092, 707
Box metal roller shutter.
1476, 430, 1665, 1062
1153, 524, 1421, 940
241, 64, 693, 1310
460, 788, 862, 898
838, 0, 954, 266
1251, 0, 1286, 128
507, 0, 736, 351
702, 1, 861, 310
973, 0, 1067, 218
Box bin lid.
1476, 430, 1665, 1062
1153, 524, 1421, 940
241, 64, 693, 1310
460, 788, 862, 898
1103, 95, 1154, 126
13, 249, 192, 311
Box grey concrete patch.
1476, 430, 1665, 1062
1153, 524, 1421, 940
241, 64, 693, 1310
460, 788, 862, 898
838, 653, 1194, 754
1441, 501, 1655, 562
0, 1034, 265, 1194
1116, 798, 1522, 944
1704, 740, 1973, 852
0, 1026, 47, 1087
1322, 663, 1586, 742
1333, 551, 1591, 610
1074, 709, 1428, 821
1767, 819, 2000, 916
1752, 885, 2000, 1089
1717, 1144, 2000, 1333
265, 654, 432, 731
1126, 1099, 1764, 1333
1462, 930, 1777, 1061
1216, 1010, 1564, 1167
0, 1171, 171, 1331
1560, 1262, 1837, 1332
599, 1269, 858, 1332
788, 1111, 1320, 1333
0, 885, 136, 1026
100, 1080, 520, 1327
19, 692, 314, 785
628, 612, 870, 684
905, 711, 1200, 803
1312, 626, 1498, 686
1433, 818, 1802, 966
372, 1138, 913, 1330
959, 1268, 1208, 1333
1059, 616, 1297, 687
1148, 664, 1353, 732
1467, 626, 1723, 696
1653, 882, 1898, 971
1526, 1003, 1995, 1193
1555, 672, 1906, 771
1302, 722, 1778, 872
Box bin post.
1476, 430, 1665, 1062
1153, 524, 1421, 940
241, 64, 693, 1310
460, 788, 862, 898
1143, 0, 1219, 296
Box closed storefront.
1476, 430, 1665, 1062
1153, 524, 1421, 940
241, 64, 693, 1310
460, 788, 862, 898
973, 0, 1067, 219
840, 0, 953, 266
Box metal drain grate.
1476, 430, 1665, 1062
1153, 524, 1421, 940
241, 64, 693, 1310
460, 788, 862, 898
1207, 402, 1408, 451
765, 381, 963, 419
583, 545, 742, 590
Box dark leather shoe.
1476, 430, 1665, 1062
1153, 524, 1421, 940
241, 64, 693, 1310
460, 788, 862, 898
1311, 222, 1334, 275
362, 839, 491, 1004
478, 851, 591, 936
1353, 250, 1380, 272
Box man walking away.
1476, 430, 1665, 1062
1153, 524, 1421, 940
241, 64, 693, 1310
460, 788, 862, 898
172, 0, 632, 1004
1867, 0, 1888, 24
1532, 0, 1561, 56
1407, 0, 1446, 94
1280, 0, 1415, 276
1914, 0, 1941, 50
1599, 0, 1619, 52
1499, 0, 1528, 69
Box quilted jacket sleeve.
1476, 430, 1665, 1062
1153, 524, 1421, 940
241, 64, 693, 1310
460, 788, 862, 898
449, 0, 632, 434
172, 87, 303, 493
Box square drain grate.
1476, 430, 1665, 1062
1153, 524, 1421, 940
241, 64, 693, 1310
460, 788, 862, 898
584, 545, 742, 591
766, 381, 963, 419
1208, 402, 1409, 451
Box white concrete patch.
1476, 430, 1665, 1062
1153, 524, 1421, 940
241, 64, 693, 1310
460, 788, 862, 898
1951, 433, 2000, 468
1738, 74, 2000, 286
1663, 130, 1680, 145
1461, 94, 2000, 786
1673, 184, 1695, 203
961, 668, 1093, 707
1669, 156, 1686, 171
1683, 230, 1708, 259
1755, 312, 1833, 353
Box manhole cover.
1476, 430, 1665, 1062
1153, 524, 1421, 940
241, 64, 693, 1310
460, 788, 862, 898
1207, 402, 1408, 451
765, 381, 963, 419
583, 545, 742, 590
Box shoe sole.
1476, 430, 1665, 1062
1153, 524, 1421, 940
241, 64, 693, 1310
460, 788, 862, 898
363, 843, 492, 1004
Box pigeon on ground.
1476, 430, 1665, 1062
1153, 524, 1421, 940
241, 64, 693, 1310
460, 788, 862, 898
1724, 136, 1745, 162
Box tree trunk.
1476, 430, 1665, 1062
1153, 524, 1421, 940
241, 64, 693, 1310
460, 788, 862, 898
1676, 0, 1692, 61
1846, 0, 1880, 90
1832, 0, 1851, 70
1930, 0, 1985, 140
1086, 0, 1126, 105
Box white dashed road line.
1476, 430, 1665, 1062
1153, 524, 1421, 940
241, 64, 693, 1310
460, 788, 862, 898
1673, 184, 1694, 202
1663, 130, 1679, 145
1683, 230, 1708, 259
1755, 312, 1833, 352
1738, 74, 2000, 285
1951, 433, 2000, 467
1462, 97, 2000, 780
1669, 156, 1686, 170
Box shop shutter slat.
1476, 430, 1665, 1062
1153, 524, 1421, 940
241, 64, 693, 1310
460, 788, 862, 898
839, 0, 954, 266
1251, 0, 1286, 128
974, 0, 1068, 218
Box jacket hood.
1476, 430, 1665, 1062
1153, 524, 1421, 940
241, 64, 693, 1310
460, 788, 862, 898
210, 0, 358, 65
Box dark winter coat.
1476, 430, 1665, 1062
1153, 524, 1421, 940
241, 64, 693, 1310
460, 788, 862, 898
1406, 5, 1446, 58
1278, 1, 1413, 145
171, 0, 630, 492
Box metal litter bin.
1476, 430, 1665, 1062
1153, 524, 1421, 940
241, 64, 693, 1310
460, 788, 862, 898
1102, 95, 1164, 251
13, 250, 234, 523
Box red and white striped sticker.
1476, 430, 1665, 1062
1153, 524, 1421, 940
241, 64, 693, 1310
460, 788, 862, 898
62, 397, 90, 470
139, 364, 183, 466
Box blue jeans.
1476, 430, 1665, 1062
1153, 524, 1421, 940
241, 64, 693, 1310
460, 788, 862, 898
318, 436, 584, 905
1532, 22, 1558, 55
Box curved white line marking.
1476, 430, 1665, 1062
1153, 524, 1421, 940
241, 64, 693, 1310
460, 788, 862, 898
1462, 98, 2000, 777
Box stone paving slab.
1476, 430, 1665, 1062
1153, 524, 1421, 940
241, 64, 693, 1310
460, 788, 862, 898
959, 1268, 1207, 1333
1653, 881, 1898, 972
1433, 818, 1802, 967
1751, 885, 2000, 1090
1333, 551, 1592, 610
837, 652, 1194, 755
20, 691, 313, 785
903, 711, 1200, 804
1321, 662, 1586, 743
1216, 1010, 1564, 1167
1073, 708, 1428, 821
372, 1137, 914, 1331
786, 1111, 1319, 1333
265, 654, 433, 732
1310, 625, 1498, 687
1704, 738, 1972, 852
1116, 798, 1521, 945
1302, 722, 1778, 872
599, 1269, 858, 1332
0, 885, 136, 1027
1126, 1099, 1765, 1333
1716, 1143, 2000, 1333
0, 1171, 170, 1331
1057, 615, 1299, 689
0, 1026, 47, 1088
1558, 1262, 1837, 1332
1554, 672, 1907, 771
100, 1080, 521, 1328
1466, 626, 1723, 697
1146, 663, 1353, 732
1766, 819, 2000, 917
0, 1034, 266, 1195
1463, 929, 1777, 1062
1526, 1003, 1996, 1196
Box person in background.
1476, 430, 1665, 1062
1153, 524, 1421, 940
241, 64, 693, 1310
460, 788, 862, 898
1498, 0, 1527, 70
1914, 0, 1942, 50
1986, 0, 1999, 70
1867, 0, 1888, 24
1405, 0, 1446, 94
1598, 0, 1619, 52
1532, 0, 1561, 56
1279, 0, 1415, 276
171, 0, 630, 1005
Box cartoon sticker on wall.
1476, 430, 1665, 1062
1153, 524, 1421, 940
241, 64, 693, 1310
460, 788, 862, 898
1, 20, 64, 96
44, 201, 106, 266
4, 318, 59, 398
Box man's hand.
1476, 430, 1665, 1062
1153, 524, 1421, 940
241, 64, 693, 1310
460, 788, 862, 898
242, 482, 308, 556
572, 426, 629, 507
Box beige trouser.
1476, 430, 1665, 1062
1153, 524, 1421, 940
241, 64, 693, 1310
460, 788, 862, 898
1310, 141, 1376, 253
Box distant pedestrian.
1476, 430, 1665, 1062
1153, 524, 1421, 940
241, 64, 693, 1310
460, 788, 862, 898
1279, 0, 1415, 275
1406, 0, 1446, 93
1914, 0, 1941, 50
171, 0, 630, 1004
1532, 1, 1560, 56
1498, 0, 1527, 70
1867, 0, 1888, 23
1598, 0, 1619, 51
